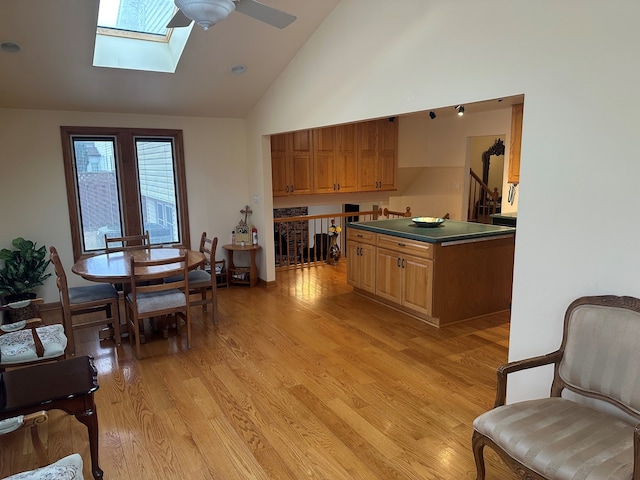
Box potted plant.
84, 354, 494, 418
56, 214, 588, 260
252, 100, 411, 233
0, 237, 52, 321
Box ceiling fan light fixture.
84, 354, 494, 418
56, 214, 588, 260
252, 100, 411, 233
174, 0, 236, 30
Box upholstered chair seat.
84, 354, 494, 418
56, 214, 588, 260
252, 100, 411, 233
68, 284, 119, 305
2, 453, 84, 480
0, 324, 67, 366
126, 290, 186, 315
474, 397, 634, 480
164, 269, 210, 285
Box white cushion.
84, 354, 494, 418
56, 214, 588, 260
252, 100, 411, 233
2, 453, 84, 480
0, 325, 67, 366
0, 415, 24, 435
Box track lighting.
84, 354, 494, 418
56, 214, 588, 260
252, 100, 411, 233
429, 111, 436, 120
456, 105, 465, 116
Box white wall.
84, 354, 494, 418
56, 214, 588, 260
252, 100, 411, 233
0, 108, 247, 302
246, 0, 640, 402
394, 110, 513, 219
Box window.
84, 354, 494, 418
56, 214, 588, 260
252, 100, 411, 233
93, 0, 193, 73
61, 126, 190, 260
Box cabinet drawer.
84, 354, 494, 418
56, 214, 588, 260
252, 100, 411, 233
347, 228, 376, 245
377, 234, 433, 259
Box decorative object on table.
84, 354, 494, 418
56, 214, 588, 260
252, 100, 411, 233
0, 237, 51, 324
411, 216, 446, 228
234, 205, 254, 245
327, 219, 342, 265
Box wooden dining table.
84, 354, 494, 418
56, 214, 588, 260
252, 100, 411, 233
72, 247, 205, 284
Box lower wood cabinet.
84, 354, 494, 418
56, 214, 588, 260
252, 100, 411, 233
375, 245, 433, 317
347, 228, 514, 327
346, 229, 376, 293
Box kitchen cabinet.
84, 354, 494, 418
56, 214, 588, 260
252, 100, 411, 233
357, 119, 397, 191
271, 131, 314, 197
375, 234, 433, 316
346, 228, 376, 293
508, 103, 523, 184
347, 219, 515, 326
314, 124, 358, 194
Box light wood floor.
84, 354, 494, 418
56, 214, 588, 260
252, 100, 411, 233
0, 263, 515, 479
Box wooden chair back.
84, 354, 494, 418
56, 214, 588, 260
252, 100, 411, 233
199, 232, 218, 271
105, 231, 150, 253
187, 232, 218, 323
126, 251, 190, 357
49, 246, 120, 356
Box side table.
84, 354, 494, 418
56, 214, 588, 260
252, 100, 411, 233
222, 244, 261, 287
0, 356, 102, 479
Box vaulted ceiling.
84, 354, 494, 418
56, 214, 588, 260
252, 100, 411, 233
0, 0, 340, 118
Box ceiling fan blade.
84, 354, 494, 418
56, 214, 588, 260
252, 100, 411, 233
166, 9, 193, 28
235, 0, 296, 29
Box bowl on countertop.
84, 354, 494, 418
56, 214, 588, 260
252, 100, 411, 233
411, 217, 446, 227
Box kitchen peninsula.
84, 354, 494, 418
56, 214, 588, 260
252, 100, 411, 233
347, 218, 515, 326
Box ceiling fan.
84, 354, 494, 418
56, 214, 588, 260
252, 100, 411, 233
167, 0, 297, 31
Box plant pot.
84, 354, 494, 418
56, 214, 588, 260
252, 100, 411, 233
2, 293, 37, 324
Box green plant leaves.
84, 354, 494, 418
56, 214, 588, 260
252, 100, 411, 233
0, 237, 52, 297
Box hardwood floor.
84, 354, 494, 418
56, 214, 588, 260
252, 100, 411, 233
0, 263, 515, 479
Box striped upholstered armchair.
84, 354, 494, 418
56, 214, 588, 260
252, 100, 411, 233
473, 295, 640, 480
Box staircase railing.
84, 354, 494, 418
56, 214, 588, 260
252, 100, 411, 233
274, 207, 411, 270
468, 169, 499, 223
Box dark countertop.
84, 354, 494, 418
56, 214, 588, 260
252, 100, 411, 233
347, 218, 516, 244
490, 212, 517, 220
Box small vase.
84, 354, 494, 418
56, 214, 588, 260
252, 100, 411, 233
328, 235, 341, 265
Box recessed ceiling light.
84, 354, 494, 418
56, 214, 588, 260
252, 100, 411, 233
1, 42, 21, 53
230, 65, 247, 75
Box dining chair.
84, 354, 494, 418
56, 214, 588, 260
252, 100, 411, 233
104, 231, 150, 253
50, 246, 121, 356
0, 411, 50, 465
0, 299, 68, 370
165, 232, 218, 324
124, 251, 190, 358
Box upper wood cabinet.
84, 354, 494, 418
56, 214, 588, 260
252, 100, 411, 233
271, 118, 397, 197
508, 103, 523, 184
271, 131, 314, 197
313, 124, 358, 194
357, 118, 398, 192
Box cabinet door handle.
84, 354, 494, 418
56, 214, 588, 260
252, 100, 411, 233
397, 258, 401, 267
397, 243, 406, 247
334, 183, 336, 191
356, 234, 363, 238
359, 247, 362, 256
337, 183, 340, 191
285, 185, 289, 193
402, 259, 405, 268
291, 185, 294, 193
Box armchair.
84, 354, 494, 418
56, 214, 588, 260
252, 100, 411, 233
472, 295, 640, 480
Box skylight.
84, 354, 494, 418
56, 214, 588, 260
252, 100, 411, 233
98, 0, 175, 39
94, 0, 193, 73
